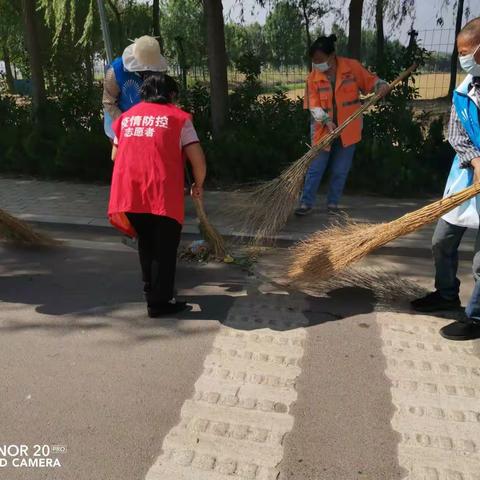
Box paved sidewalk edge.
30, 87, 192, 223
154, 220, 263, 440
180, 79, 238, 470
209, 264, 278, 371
16, 212, 475, 257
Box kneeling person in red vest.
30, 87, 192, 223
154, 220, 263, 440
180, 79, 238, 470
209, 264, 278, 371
108, 73, 206, 318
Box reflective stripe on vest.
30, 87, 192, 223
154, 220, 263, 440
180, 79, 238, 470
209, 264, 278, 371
342, 99, 361, 107
341, 78, 356, 86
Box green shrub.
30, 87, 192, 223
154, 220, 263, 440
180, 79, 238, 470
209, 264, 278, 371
180, 54, 310, 186
0, 38, 455, 197
348, 38, 453, 196
0, 89, 111, 182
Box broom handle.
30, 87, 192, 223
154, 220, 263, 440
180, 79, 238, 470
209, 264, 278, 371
313, 63, 418, 154
397, 182, 480, 224
184, 163, 208, 222
192, 195, 208, 224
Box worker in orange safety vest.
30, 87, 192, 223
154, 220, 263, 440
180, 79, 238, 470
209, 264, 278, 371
295, 34, 389, 217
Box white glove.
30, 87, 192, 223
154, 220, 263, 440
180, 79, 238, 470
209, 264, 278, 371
310, 107, 330, 124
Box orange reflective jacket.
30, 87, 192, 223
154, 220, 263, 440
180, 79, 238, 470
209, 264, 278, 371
304, 56, 380, 147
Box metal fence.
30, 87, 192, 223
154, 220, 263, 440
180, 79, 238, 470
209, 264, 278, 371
93, 27, 463, 101
413, 28, 464, 100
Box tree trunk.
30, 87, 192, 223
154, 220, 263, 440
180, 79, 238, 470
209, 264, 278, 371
448, 0, 464, 97
2, 45, 16, 93
174, 36, 188, 91
152, 0, 165, 53
375, 0, 384, 69
85, 47, 94, 90
203, 0, 229, 137
21, 0, 47, 120
347, 0, 364, 60
300, 0, 312, 70
403, 28, 418, 95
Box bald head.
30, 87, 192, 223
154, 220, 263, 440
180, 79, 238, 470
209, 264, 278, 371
458, 17, 480, 46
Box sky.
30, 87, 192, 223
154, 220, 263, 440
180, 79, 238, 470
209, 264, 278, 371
222, 0, 480, 49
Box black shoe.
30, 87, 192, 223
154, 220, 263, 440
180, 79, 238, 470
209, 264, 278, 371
411, 291, 461, 313
440, 321, 480, 341
148, 301, 189, 318
295, 205, 313, 216
327, 206, 342, 216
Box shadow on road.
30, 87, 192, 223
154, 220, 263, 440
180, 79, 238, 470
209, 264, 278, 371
0, 240, 465, 344
0, 244, 241, 339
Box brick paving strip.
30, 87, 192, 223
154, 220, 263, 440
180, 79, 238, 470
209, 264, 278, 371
379, 313, 480, 479
145, 288, 308, 480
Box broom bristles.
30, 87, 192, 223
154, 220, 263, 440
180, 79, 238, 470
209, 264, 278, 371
193, 197, 226, 259
0, 208, 59, 246
288, 183, 480, 283
234, 65, 418, 244
295, 266, 428, 308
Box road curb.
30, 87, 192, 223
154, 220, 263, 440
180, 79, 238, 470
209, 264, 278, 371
16, 213, 478, 257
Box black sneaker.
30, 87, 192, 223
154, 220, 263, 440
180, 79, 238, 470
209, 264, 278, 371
440, 321, 480, 341
327, 206, 342, 216
148, 301, 189, 318
295, 205, 313, 216
411, 291, 461, 313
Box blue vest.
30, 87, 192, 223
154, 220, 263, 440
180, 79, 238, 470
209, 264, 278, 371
111, 57, 143, 111
104, 57, 143, 139
442, 76, 480, 228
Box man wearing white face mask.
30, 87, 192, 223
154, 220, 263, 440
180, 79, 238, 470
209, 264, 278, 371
412, 17, 480, 341
295, 34, 389, 216
102, 36, 168, 140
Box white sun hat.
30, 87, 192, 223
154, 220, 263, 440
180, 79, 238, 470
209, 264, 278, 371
122, 35, 168, 72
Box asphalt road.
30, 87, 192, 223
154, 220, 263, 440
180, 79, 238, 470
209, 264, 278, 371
0, 225, 245, 480
1, 224, 479, 480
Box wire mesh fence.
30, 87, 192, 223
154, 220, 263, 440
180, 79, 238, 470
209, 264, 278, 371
92, 27, 463, 101
414, 28, 465, 99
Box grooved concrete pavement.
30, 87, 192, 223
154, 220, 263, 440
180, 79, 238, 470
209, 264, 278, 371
2, 176, 480, 479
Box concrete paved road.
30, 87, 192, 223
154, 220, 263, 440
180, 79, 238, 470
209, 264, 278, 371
0, 225, 244, 480
1, 224, 480, 479
258, 246, 480, 480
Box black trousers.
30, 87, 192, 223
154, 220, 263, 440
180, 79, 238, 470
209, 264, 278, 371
126, 213, 182, 306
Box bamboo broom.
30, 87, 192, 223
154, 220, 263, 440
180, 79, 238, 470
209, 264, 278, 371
184, 165, 226, 259
237, 64, 417, 244
288, 183, 480, 283
192, 196, 226, 259
0, 208, 58, 246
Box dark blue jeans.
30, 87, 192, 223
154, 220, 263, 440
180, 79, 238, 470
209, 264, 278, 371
432, 218, 480, 323
300, 140, 355, 207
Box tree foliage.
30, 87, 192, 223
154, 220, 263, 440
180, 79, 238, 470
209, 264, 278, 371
0, 0, 461, 191
0, 0, 26, 86
264, 1, 305, 66
39, 0, 96, 47
225, 22, 268, 66
161, 0, 206, 68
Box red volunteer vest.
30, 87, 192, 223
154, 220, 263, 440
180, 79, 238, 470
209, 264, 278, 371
108, 102, 191, 237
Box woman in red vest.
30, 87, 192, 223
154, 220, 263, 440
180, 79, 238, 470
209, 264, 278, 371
295, 35, 389, 216
108, 73, 206, 318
